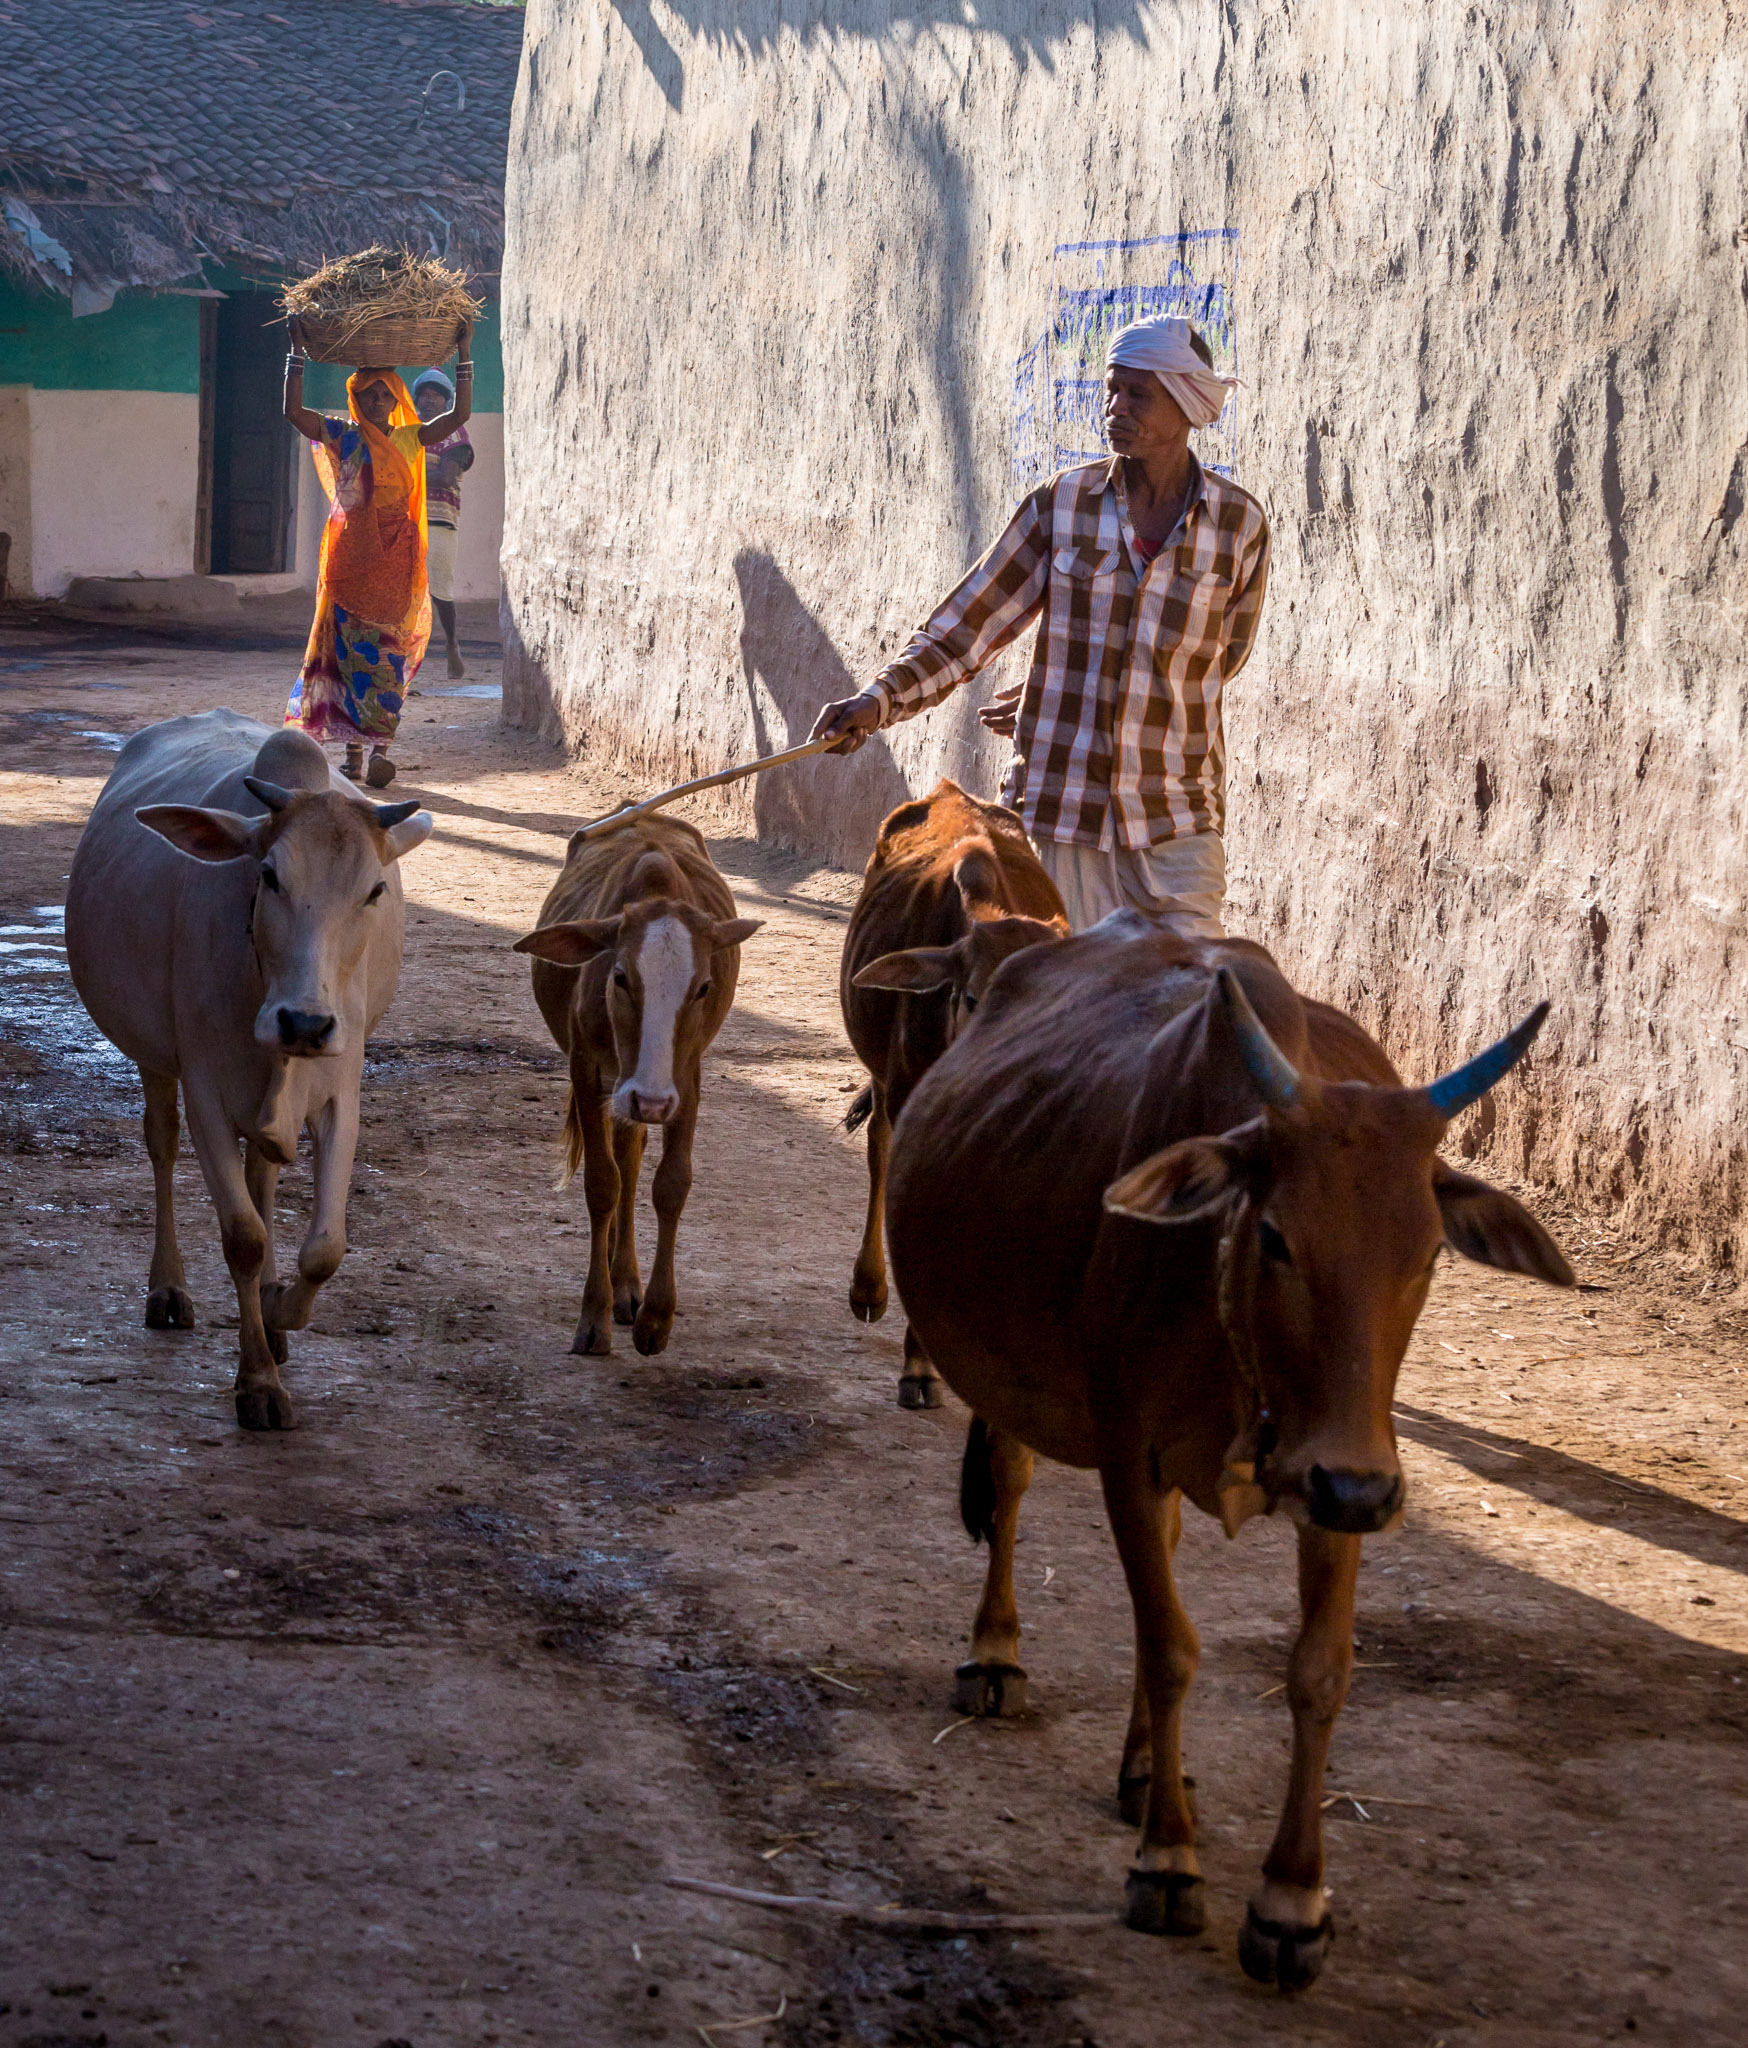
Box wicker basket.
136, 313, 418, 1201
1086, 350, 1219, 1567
295, 310, 464, 369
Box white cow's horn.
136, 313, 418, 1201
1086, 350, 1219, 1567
374, 800, 422, 829
243, 776, 293, 813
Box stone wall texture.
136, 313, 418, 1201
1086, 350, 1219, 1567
500, 1, 1748, 1262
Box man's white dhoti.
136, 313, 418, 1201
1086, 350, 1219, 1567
1033, 832, 1226, 939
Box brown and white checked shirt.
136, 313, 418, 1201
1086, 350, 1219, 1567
862, 457, 1271, 848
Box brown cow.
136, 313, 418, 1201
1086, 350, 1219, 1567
840, 779, 1065, 1410
514, 816, 759, 1358
886, 924, 1572, 1989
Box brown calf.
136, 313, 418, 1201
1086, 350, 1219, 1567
840, 779, 1065, 1409
515, 816, 759, 1358
886, 925, 1572, 1989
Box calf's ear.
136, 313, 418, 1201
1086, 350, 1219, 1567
853, 944, 961, 993
1433, 1162, 1575, 1286
135, 804, 265, 863
1104, 1122, 1266, 1225
513, 917, 621, 964
710, 917, 763, 951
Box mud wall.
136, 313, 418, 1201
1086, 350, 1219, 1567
501, 2, 1748, 1260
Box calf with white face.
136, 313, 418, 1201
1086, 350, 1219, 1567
516, 819, 758, 1358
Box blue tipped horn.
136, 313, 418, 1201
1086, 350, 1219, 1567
1424, 1002, 1551, 1118
1216, 966, 1301, 1112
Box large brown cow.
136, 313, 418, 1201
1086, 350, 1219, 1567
840, 779, 1065, 1410
885, 923, 1572, 1989
515, 816, 759, 1358
65, 710, 432, 1430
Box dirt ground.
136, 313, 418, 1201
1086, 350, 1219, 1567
2, 603, 1745, 2048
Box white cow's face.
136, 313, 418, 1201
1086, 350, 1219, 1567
136, 781, 433, 1058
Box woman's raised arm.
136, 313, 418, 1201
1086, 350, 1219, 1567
417, 322, 474, 445
283, 319, 326, 442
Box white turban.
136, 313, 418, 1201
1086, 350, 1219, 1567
1106, 314, 1237, 429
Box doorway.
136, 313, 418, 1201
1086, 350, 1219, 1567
206, 292, 295, 574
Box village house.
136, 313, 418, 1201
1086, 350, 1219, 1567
0, 0, 521, 608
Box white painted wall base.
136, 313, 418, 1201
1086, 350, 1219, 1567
27, 389, 200, 597
290, 410, 504, 603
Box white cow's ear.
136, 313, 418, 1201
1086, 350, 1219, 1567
710, 917, 763, 951
853, 943, 958, 993
380, 809, 434, 862
513, 918, 621, 964
135, 804, 265, 863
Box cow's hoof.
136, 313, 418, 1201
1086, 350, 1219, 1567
613, 1290, 642, 1327
954, 1659, 1027, 1717
897, 1373, 944, 1410
571, 1320, 612, 1357
1124, 1869, 1206, 1938
1238, 1904, 1333, 1992
632, 1312, 672, 1357
145, 1285, 194, 1330
849, 1278, 888, 1323
235, 1383, 296, 1432
267, 1326, 289, 1366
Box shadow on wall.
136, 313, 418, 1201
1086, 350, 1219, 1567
734, 549, 911, 869
610, 1, 1156, 112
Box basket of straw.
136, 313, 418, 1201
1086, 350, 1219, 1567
280, 247, 483, 368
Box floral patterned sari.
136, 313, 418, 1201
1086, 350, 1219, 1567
285, 370, 431, 743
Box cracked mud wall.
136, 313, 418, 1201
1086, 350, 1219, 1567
501, 2, 1748, 1261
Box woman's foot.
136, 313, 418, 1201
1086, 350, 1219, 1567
365, 748, 396, 789
446, 646, 467, 681
341, 743, 365, 783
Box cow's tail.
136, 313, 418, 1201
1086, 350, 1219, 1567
960, 1416, 997, 1546
557, 1084, 586, 1189
842, 1082, 875, 1135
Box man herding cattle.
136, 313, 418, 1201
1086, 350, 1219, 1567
810, 315, 1266, 937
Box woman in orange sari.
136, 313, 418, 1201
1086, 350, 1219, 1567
282, 321, 472, 786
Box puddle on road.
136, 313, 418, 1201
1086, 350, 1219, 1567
428, 682, 502, 700
1, 907, 135, 1126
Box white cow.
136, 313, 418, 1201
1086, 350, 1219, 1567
66, 710, 432, 1429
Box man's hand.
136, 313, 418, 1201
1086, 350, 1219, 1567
978, 682, 1024, 738
808, 693, 883, 756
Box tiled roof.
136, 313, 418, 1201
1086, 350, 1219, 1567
0, 0, 520, 293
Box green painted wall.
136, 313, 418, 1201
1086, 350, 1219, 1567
0, 280, 502, 407
0, 280, 201, 392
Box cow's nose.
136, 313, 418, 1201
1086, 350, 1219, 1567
629, 1089, 678, 1124
1306, 1464, 1403, 1534
276, 1007, 337, 1053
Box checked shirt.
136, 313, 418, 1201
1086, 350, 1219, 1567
863, 457, 1271, 848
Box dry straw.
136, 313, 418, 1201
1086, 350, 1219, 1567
279, 245, 482, 355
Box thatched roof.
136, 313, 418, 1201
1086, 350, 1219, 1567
0, 0, 520, 310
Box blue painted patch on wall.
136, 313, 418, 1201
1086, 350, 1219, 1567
1011, 230, 1241, 492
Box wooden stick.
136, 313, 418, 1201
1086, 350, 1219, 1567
571, 735, 838, 842
664, 1876, 1114, 1932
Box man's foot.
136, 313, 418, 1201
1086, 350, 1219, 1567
447, 647, 466, 680
365, 750, 396, 788
341, 744, 364, 783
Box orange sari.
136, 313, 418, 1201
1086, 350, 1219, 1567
285, 370, 431, 743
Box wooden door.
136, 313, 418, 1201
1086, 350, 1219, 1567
211, 293, 294, 575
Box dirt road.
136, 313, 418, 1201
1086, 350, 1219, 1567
2, 609, 1744, 2048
